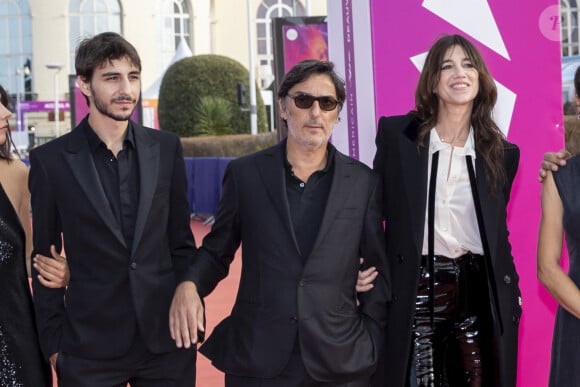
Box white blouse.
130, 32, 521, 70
421, 128, 484, 258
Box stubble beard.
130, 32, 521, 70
288, 125, 332, 151
91, 88, 136, 122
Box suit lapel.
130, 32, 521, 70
64, 128, 126, 247
256, 141, 300, 253
131, 125, 160, 255
312, 152, 353, 249
401, 121, 429, 258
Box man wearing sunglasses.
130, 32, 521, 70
174, 60, 391, 386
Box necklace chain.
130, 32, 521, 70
437, 129, 467, 144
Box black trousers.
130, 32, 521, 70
55, 330, 197, 387
411, 253, 488, 387
225, 337, 369, 387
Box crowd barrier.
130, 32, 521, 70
184, 157, 234, 215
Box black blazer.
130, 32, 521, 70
371, 115, 522, 387
188, 141, 391, 382
29, 117, 197, 360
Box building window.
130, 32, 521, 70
256, 0, 305, 88
158, 0, 191, 70
0, 0, 32, 101
562, 0, 579, 56
69, 0, 122, 69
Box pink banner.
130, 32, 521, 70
282, 23, 328, 73
341, 0, 359, 159
370, 1, 562, 385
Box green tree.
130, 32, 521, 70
158, 54, 268, 136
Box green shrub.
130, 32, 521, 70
158, 54, 268, 136
193, 96, 233, 136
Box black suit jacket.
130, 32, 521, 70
29, 117, 197, 360
188, 141, 391, 382
372, 115, 522, 387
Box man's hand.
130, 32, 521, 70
33, 245, 70, 288
356, 258, 378, 293
539, 149, 571, 183
169, 281, 205, 349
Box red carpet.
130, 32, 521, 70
49, 220, 240, 386
193, 219, 240, 387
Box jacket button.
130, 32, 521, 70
397, 254, 404, 263
392, 295, 398, 303
130, 262, 137, 270
298, 280, 305, 287
503, 275, 511, 284
290, 316, 298, 323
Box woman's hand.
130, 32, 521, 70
356, 258, 378, 293
33, 245, 70, 288
538, 149, 571, 183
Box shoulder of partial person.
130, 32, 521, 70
0, 158, 28, 186
11, 158, 29, 177
551, 153, 580, 186
562, 153, 580, 170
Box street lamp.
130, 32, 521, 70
15, 65, 30, 131
246, 0, 258, 135
45, 64, 64, 138
12, 65, 31, 153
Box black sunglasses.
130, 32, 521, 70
287, 93, 339, 111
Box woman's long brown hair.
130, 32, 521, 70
0, 85, 13, 162
412, 34, 505, 192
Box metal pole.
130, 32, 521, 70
46, 64, 64, 138
54, 70, 60, 138
306, 0, 311, 16
16, 68, 22, 133
247, 0, 258, 135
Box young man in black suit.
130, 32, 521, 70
29, 32, 201, 386
173, 60, 391, 386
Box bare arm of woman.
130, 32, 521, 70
537, 171, 580, 318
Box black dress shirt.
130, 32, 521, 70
84, 121, 140, 251
284, 144, 335, 260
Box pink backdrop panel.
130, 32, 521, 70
370, 1, 563, 386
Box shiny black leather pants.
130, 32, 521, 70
411, 254, 485, 387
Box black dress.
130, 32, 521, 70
0, 181, 51, 386
550, 155, 580, 387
